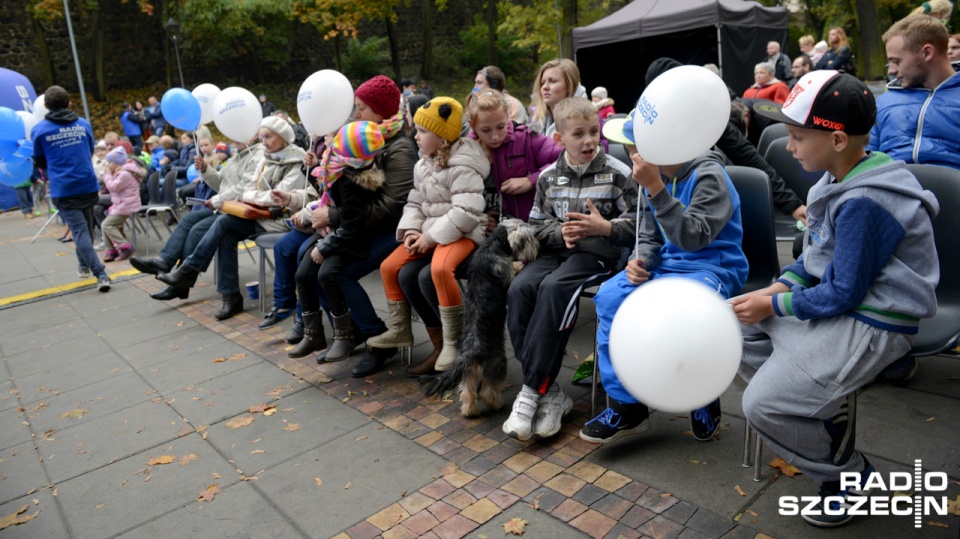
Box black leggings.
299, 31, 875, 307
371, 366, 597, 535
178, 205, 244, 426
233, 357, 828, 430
397, 253, 472, 328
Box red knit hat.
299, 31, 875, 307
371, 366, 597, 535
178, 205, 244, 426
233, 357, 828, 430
354, 75, 400, 119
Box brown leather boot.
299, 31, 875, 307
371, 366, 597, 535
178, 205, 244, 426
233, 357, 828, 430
405, 327, 444, 377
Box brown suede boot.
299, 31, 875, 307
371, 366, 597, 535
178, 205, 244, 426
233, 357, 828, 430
405, 327, 444, 377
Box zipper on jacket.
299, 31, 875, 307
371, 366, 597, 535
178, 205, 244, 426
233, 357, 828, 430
911, 89, 935, 163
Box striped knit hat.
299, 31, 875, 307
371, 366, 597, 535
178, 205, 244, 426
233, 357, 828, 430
313, 121, 385, 207
332, 121, 385, 160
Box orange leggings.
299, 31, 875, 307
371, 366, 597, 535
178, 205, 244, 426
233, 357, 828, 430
380, 237, 475, 307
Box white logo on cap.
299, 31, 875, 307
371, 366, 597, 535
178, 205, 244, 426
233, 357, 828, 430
782, 70, 840, 126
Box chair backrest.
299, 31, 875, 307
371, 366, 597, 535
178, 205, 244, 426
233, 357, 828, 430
726, 166, 780, 294
159, 170, 179, 206
146, 172, 161, 205
757, 122, 788, 157
606, 143, 631, 167
905, 164, 960, 353
764, 136, 824, 203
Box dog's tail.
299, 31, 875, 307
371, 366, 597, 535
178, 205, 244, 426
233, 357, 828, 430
418, 360, 468, 398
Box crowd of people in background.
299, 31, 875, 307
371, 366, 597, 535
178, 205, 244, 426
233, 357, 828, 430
20, 2, 958, 530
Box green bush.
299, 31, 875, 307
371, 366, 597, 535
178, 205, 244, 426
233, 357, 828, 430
341, 36, 391, 86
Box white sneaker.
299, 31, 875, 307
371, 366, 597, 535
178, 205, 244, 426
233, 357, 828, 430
503, 387, 540, 441
533, 383, 573, 439
94, 241, 105, 251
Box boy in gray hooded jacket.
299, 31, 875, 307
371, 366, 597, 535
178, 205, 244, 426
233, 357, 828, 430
734, 71, 939, 528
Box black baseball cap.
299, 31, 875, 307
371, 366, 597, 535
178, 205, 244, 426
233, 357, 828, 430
753, 70, 876, 135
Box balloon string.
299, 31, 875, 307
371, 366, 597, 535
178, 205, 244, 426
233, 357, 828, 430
634, 193, 641, 260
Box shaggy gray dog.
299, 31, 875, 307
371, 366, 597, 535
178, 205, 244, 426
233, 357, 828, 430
419, 219, 538, 416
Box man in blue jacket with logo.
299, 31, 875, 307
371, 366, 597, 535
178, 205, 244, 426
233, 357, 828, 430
32, 86, 111, 292
868, 15, 960, 170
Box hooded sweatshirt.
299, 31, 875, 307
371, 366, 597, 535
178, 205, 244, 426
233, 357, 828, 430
634, 151, 748, 297
398, 137, 490, 246
774, 152, 939, 334
32, 109, 99, 200
645, 58, 803, 216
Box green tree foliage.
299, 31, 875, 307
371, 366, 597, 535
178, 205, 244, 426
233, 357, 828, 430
497, 0, 626, 60
459, 13, 536, 84
341, 36, 391, 86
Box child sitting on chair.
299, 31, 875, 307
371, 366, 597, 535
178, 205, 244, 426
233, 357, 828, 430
733, 71, 939, 528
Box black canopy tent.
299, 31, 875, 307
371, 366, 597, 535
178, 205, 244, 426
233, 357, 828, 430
573, 0, 789, 112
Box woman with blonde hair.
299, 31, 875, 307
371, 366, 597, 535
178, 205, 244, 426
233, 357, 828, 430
528, 58, 583, 137
910, 0, 953, 21
798, 35, 816, 56
815, 27, 853, 71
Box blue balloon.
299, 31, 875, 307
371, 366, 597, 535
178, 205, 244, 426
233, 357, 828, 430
161, 88, 201, 132
0, 139, 17, 160
186, 164, 199, 182
0, 156, 33, 187
0, 107, 25, 142
13, 139, 32, 158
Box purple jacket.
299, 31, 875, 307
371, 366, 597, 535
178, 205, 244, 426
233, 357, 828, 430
470, 122, 562, 221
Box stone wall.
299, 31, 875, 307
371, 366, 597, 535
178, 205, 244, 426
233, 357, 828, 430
0, 0, 483, 94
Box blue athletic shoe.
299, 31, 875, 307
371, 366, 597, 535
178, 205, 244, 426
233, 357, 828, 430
801, 462, 874, 528
691, 399, 721, 441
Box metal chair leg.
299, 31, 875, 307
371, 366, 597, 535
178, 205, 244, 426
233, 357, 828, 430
259, 246, 267, 314
743, 422, 754, 468
753, 434, 763, 482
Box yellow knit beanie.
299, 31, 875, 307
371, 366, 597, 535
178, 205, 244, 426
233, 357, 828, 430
414, 97, 462, 142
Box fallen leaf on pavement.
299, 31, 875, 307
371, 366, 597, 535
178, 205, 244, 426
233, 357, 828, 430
282, 423, 300, 432
439, 462, 458, 476
251, 438, 262, 444
344, 482, 351, 489
176, 321, 185, 327
0, 505, 38, 530
314, 477, 322, 487
226, 415, 255, 429
60, 408, 88, 420
947, 495, 959, 516
248, 403, 277, 414
263, 408, 277, 416
210, 472, 223, 479
197, 484, 221, 502
52, 488, 58, 497
355, 436, 367, 442
927, 522, 948, 528
179, 454, 199, 466
230, 353, 246, 361
250, 450, 265, 455
504, 517, 527, 535
768, 457, 802, 477
213, 357, 227, 363
147, 455, 176, 466
735, 485, 746, 497
96, 503, 105, 508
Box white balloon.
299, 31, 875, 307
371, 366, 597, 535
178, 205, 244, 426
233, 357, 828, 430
16, 111, 37, 140
609, 278, 742, 413
633, 65, 730, 165
32, 95, 47, 124
212, 87, 263, 143
297, 70, 354, 136
192, 83, 221, 126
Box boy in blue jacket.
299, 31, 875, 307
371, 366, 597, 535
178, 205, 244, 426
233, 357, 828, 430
735, 71, 939, 528
579, 104, 748, 445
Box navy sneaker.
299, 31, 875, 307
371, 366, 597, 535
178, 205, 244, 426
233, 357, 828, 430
879, 355, 919, 384
97, 274, 112, 293
801, 462, 874, 528
580, 399, 650, 444
258, 307, 293, 330
690, 399, 721, 441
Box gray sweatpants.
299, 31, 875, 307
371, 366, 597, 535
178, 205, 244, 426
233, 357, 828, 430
739, 315, 912, 482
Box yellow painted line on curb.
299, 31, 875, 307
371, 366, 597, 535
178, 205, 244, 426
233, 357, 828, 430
0, 268, 142, 307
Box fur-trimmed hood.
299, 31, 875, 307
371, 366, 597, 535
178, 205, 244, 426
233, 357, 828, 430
345, 165, 385, 192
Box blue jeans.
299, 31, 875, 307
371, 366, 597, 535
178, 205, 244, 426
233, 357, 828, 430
595, 270, 725, 404
57, 204, 105, 278
273, 229, 314, 310
182, 213, 260, 295
315, 232, 399, 335
15, 186, 33, 214
158, 208, 215, 268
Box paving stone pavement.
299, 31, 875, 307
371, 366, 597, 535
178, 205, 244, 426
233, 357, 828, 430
0, 210, 958, 538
